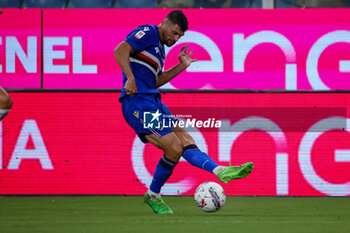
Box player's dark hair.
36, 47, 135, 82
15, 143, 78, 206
165, 10, 188, 32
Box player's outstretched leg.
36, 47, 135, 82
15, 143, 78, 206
216, 162, 254, 184
182, 144, 254, 184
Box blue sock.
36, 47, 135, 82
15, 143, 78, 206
182, 144, 218, 173
150, 155, 177, 194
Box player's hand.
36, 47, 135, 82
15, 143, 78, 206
178, 45, 198, 68
124, 78, 137, 96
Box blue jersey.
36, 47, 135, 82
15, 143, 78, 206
119, 24, 165, 101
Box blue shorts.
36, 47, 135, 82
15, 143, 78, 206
121, 94, 176, 143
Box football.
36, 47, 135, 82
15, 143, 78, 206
194, 181, 226, 212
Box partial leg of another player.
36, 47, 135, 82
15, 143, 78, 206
0, 87, 13, 121
172, 125, 254, 183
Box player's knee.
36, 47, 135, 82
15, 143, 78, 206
165, 141, 183, 162
0, 88, 12, 110
0, 92, 12, 121
3, 95, 12, 109
185, 136, 195, 146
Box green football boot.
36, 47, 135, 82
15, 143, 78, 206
217, 162, 254, 183
144, 193, 173, 214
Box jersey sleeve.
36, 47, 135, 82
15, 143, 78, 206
125, 26, 156, 52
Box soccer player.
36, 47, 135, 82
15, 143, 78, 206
0, 87, 12, 121
114, 10, 253, 214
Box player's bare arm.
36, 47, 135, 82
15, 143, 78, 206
114, 41, 137, 95
155, 44, 198, 88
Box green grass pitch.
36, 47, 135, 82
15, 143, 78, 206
1, 196, 349, 233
